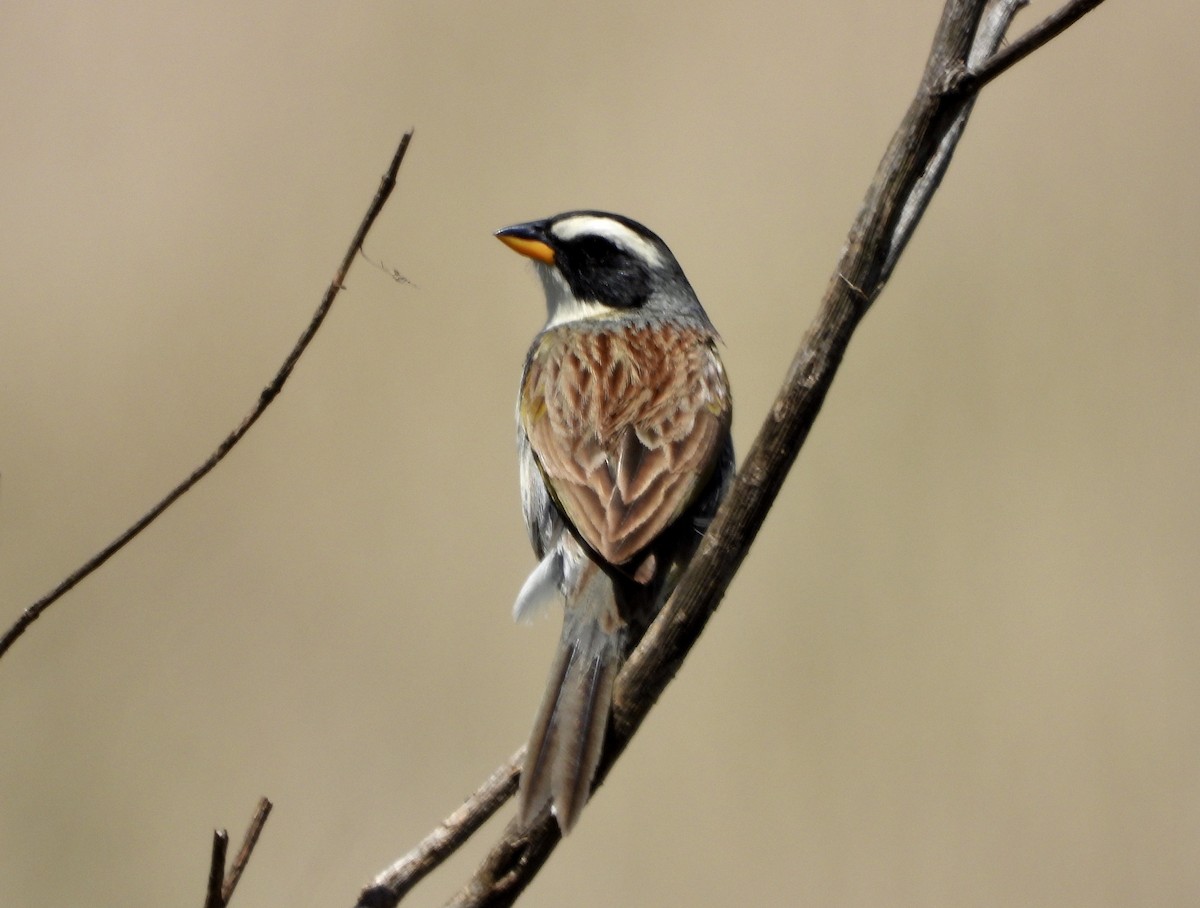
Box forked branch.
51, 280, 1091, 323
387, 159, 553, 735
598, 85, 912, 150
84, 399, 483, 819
202, 797, 273, 908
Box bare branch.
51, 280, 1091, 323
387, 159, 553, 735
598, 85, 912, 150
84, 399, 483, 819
0, 131, 415, 664
881, 0, 1029, 284
962, 0, 1109, 90
201, 799, 273, 908
357, 750, 523, 908
221, 797, 273, 904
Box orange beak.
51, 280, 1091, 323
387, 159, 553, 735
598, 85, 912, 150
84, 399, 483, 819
495, 221, 556, 265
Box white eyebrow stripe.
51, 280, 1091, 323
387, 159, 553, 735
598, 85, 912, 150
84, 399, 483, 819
550, 215, 665, 267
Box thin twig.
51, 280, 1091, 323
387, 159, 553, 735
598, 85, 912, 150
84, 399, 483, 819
363, 1, 1108, 905
957, 0, 1107, 91
357, 749, 524, 908
221, 797, 273, 904
880, 0, 1028, 285
0, 130, 415, 664
204, 829, 229, 908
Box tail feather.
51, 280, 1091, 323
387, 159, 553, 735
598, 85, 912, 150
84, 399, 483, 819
519, 563, 625, 833
519, 639, 573, 824
550, 642, 619, 829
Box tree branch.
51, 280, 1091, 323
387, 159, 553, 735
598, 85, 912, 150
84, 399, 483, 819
0, 131, 415, 665
959, 0, 1109, 91
356, 0, 1109, 904
221, 797, 273, 904
880, 0, 1027, 285
204, 830, 229, 908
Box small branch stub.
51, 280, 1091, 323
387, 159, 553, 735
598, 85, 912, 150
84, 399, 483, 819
201, 797, 273, 908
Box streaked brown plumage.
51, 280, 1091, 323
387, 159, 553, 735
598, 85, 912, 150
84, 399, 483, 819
521, 322, 730, 570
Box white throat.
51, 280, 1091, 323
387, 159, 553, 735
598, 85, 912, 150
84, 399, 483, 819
536, 263, 624, 328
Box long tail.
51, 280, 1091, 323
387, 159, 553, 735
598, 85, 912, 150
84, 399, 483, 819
518, 560, 626, 834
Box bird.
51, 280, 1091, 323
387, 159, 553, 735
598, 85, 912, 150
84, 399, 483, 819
495, 210, 734, 833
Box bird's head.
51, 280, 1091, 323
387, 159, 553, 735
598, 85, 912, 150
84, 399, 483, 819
496, 211, 711, 330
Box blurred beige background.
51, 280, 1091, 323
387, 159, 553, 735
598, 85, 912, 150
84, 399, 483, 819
1, 2, 1196, 906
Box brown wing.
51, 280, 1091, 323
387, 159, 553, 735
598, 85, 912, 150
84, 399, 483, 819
520, 323, 731, 569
